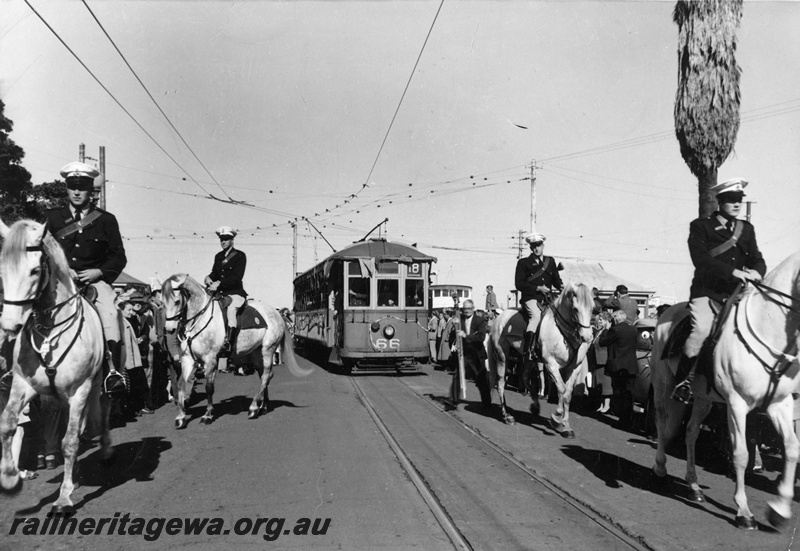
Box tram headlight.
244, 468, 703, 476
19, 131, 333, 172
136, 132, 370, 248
383, 325, 395, 338
370, 321, 381, 333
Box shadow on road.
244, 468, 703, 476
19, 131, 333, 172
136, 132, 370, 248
11, 436, 172, 516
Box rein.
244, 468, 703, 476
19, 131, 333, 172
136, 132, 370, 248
169, 290, 216, 362
549, 294, 592, 351
1, 245, 49, 306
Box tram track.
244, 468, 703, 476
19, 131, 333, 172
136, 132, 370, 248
351, 374, 655, 551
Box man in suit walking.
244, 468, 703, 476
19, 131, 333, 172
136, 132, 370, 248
447, 300, 491, 410
598, 310, 639, 424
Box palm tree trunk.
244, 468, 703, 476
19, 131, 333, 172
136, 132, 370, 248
698, 168, 717, 219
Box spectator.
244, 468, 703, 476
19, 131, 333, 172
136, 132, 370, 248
485, 285, 499, 314
656, 304, 671, 319
605, 285, 639, 322
427, 311, 439, 364
591, 287, 604, 316
148, 291, 169, 407
435, 311, 445, 361
120, 301, 154, 416
447, 300, 491, 410
598, 310, 639, 426
438, 309, 455, 372
589, 311, 614, 414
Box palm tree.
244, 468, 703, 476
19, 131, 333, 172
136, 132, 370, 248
673, 0, 744, 218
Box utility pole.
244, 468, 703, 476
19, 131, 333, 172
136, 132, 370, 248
517, 229, 525, 258
529, 159, 538, 233
79, 143, 85, 163
98, 146, 106, 210
745, 201, 755, 223
291, 222, 298, 277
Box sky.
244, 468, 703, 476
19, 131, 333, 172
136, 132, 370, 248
1, 0, 799, 309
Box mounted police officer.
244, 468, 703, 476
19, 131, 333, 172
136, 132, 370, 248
204, 226, 247, 355
45, 162, 127, 372
671, 177, 766, 403
514, 232, 564, 362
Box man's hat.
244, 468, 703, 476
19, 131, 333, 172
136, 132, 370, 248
60, 162, 100, 182
710, 177, 748, 199
215, 225, 237, 238
524, 232, 547, 244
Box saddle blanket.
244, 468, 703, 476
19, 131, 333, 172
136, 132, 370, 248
218, 298, 268, 331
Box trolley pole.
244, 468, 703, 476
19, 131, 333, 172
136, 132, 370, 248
292, 223, 298, 277
99, 145, 106, 210
530, 160, 538, 233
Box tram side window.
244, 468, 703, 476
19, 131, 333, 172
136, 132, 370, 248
348, 278, 370, 307
405, 280, 424, 307
377, 280, 399, 307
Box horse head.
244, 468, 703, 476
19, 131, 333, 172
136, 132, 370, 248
162, 273, 190, 331
558, 282, 595, 345
0, 218, 55, 334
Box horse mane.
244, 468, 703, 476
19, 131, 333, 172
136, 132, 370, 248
0, 220, 73, 290
554, 281, 594, 324
762, 249, 800, 299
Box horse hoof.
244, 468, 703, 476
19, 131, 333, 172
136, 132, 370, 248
548, 418, 565, 432
200, 416, 213, 425
175, 419, 188, 430
561, 430, 575, 439
529, 401, 540, 415
248, 411, 258, 420
688, 488, 705, 503
735, 515, 757, 530
503, 415, 516, 425
0, 476, 23, 494
51, 504, 75, 516
766, 504, 790, 529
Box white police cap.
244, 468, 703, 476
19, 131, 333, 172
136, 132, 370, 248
215, 225, 237, 238
60, 161, 100, 180
524, 232, 547, 244
710, 177, 748, 197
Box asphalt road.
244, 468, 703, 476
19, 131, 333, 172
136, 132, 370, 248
2, 356, 800, 550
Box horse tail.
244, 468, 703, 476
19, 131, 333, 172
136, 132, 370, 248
279, 320, 313, 378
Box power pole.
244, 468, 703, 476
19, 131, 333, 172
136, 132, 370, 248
745, 201, 755, 223
79, 143, 85, 162
529, 159, 539, 233
99, 145, 106, 210
517, 229, 525, 258
291, 222, 298, 277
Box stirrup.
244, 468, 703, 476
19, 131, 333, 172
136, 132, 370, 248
671, 380, 693, 404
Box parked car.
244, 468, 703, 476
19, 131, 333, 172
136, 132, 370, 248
630, 318, 656, 436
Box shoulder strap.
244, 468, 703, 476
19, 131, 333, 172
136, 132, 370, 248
55, 210, 103, 239
527, 256, 553, 282
220, 249, 240, 267
708, 220, 744, 258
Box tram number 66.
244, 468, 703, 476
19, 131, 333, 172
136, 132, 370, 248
376, 338, 400, 351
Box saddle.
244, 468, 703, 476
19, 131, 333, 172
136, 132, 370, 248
216, 296, 268, 332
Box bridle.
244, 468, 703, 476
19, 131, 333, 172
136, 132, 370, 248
164, 287, 216, 361
2, 242, 85, 380
549, 292, 594, 351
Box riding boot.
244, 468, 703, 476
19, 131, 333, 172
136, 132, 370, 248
671, 353, 699, 404
523, 331, 535, 362
221, 326, 239, 357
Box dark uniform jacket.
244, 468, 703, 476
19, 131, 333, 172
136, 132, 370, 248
448, 313, 488, 361
688, 213, 766, 302
45, 206, 127, 284
598, 321, 638, 376
605, 294, 639, 322
208, 248, 247, 297
515, 254, 563, 304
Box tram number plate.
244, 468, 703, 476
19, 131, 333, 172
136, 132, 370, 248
375, 338, 400, 351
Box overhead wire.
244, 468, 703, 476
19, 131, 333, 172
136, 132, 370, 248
22, 0, 214, 197
80, 0, 233, 201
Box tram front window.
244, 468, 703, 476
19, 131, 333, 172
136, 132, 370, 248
378, 280, 399, 307
348, 278, 370, 307
405, 280, 424, 307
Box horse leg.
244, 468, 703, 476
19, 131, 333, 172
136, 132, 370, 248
249, 349, 273, 419
0, 382, 36, 493
490, 337, 514, 425
200, 358, 218, 424
174, 354, 195, 429
763, 397, 798, 529
553, 367, 581, 439
51, 382, 91, 514
726, 397, 756, 529
684, 397, 712, 503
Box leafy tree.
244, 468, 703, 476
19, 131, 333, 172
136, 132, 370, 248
0, 99, 33, 223
673, 0, 744, 218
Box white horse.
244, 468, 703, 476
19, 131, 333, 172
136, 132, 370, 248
652, 250, 800, 530
0, 218, 111, 514
488, 282, 594, 436
162, 274, 311, 429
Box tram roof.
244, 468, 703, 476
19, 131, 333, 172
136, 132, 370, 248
295, 238, 437, 281
330, 238, 437, 263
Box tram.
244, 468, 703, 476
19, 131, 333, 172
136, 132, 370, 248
292, 238, 437, 372
429, 284, 472, 313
